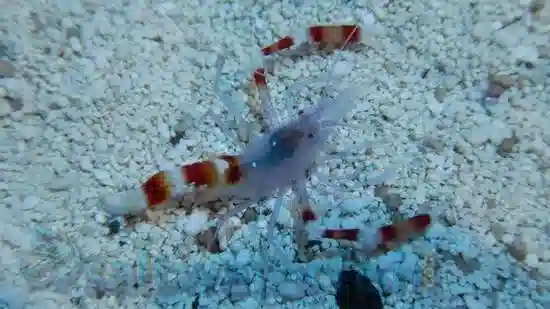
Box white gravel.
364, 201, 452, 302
1, 0, 550, 309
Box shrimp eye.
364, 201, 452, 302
298, 109, 305, 116
307, 133, 315, 139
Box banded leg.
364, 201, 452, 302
318, 214, 432, 256
259, 24, 365, 62
308, 24, 363, 52
250, 24, 366, 131
252, 68, 279, 131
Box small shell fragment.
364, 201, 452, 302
486, 73, 515, 99
538, 46, 550, 59
506, 238, 528, 262
434, 85, 447, 103
422, 253, 437, 287
529, 0, 546, 15
497, 133, 519, 157
0, 59, 15, 78
242, 208, 258, 223
196, 227, 222, 253
484, 72, 516, 107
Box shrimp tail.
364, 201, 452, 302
101, 156, 242, 216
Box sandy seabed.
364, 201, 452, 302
1, 0, 550, 308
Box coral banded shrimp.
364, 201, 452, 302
101, 23, 432, 260
100, 24, 371, 219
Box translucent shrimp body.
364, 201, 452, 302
208, 83, 359, 253
234, 107, 337, 198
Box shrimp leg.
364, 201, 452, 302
250, 24, 365, 131
214, 55, 254, 142
261, 189, 287, 292
316, 214, 432, 256
289, 179, 318, 260
252, 68, 279, 132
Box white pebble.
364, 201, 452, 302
269, 271, 285, 285
158, 122, 170, 140
0, 97, 12, 116
538, 262, 550, 277
525, 253, 539, 268
511, 45, 539, 63
236, 297, 258, 309
94, 212, 107, 224
230, 284, 250, 301
378, 251, 404, 271
340, 217, 359, 229
465, 123, 492, 146
471, 276, 490, 290
235, 248, 252, 266
333, 61, 353, 76
486, 120, 511, 145
80, 156, 93, 171
69, 36, 82, 53
275, 205, 293, 227
22, 195, 41, 209
381, 272, 398, 293
463, 295, 487, 309
93, 169, 113, 186
94, 138, 108, 152
501, 233, 515, 244
182, 210, 208, 236
318, 274, 333, 292
48, 172, 80, 191
18, 125, 37, 140
398, 253, 420, 281
426, 222, 446, 239
277, 281, 305, 301
340, 198, 371, 213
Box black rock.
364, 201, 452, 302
107, 219, 121, 235
335, 269, 383, 309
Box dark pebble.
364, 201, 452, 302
496, 134, 519, 157
242, 208, 258, 223
107, 219, 121, 235
335, 269, 383, 309
196, 227, 222, 253
0, 59, 16, 79
169, 130, 186, 146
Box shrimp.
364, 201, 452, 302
101, 23, 388, 272
205, 82, 360, 250
101, 24, 368, 218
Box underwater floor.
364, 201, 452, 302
1, 0, 550, 308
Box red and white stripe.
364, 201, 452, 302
307, 214, 432, 255
101, 156, 242, 216
307, 25, 363, 50
249, 24, 365, 123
